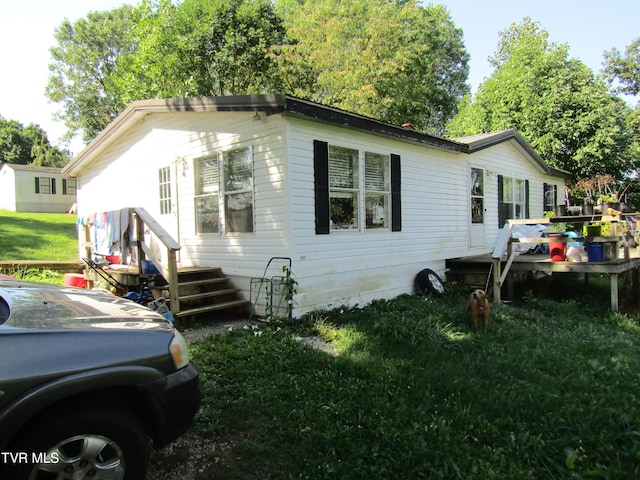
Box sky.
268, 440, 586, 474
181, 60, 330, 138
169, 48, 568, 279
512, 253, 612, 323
0, 0, 638, 155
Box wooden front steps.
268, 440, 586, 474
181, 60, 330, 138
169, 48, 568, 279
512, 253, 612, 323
149, 266, 249, 322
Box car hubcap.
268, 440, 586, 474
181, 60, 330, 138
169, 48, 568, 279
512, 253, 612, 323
428, 273, 445, 294
29, 434, 125, 480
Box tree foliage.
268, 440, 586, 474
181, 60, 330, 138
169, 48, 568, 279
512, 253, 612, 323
47, 6, 135, 143
116, 0, 287, 102
47, 0, 287, 142
46, 0, 469, 143
0, 116, 69, 167
447, 18, 635, 180
273, 0, 469, 133
604, 37, 640, 96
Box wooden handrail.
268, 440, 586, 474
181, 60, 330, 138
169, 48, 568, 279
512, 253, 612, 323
131, 207, 181, 315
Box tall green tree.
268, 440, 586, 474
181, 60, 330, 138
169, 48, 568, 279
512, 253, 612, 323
273, 0, 469, 133
116, 0, 287, 101
47, 0, 468, 142
0, 116, 69, 167
47, 0, 287, 143
447, 18, 634, 180
47, 5, 135, 143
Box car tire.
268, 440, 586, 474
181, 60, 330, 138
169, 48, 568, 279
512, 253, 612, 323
416, 268, 445, 297
6, 406, 150, 480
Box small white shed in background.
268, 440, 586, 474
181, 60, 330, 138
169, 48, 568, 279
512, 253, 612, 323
0, 163, 77, 213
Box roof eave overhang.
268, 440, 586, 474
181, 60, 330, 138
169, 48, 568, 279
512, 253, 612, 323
63, 94, 289, 176
63, 94, 467, 176
465, 129, 568, 179
282, 97, 466, 153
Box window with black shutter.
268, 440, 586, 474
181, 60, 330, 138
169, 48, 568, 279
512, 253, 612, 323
314, 140, 401, 234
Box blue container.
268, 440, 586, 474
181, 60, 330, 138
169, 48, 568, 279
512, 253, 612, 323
586, 242, 604, 262
565, 231, 581, 247
141, 259, 160, 275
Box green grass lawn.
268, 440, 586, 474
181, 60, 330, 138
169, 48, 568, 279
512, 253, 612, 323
4, 209, 640, 478
186, 283, 640, 479
0, 210, 78, 261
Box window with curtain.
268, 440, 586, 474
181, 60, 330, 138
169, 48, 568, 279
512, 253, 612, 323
329, 145, 359, 230
364, 152, 390, 229
194, 156, 220, 234
223, 147, 253, 233
194, 146, 254, 234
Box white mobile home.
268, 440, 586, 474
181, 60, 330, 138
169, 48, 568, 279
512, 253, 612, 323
63, 94, 566, 317
0, 163, 77, 213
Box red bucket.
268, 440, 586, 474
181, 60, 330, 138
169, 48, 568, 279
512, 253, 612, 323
105, 255, 121, 265
548, 233, 566, 262
64, 273, 88, 288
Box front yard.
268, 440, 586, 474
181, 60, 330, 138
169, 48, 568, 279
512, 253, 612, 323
3, 211, 639, 478
154, 282, 640, 479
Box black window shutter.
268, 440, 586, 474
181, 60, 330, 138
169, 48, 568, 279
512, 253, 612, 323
391, 154, 401, 232
35, 177, 40, 194
63, 179, 68, 195
498, 175, 505, 228
51, 178, 57, 195
553, 184, 558, 206
525, 179, 530, 218
313, 140, 330, 234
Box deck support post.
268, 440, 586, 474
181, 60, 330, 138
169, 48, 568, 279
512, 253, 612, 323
492, 258, 501, 305
611, 273, 619, 313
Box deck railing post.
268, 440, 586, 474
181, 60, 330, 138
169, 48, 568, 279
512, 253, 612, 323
493, 258, 501, 305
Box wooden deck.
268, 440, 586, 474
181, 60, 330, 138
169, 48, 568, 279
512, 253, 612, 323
448, 249, 640, 312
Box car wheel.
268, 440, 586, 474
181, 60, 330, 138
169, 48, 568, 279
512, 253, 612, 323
416, 268, 445, 297
6, 406, 150, 480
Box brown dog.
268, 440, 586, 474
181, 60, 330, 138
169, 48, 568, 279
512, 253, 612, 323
464, 289, 490, 333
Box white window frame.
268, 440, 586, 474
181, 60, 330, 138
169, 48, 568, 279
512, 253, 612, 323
328, 145, 391, 232
193, 146, 254, 235
158, 166, 172, 215
501, 176, 527, 220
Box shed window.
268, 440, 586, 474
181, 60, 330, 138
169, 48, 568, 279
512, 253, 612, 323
35, 177, 55, 195
195, 156, 220, 234
365, 152, 390, 229
329, 146, 359, 230
543, 183, 557, 212
62, 179, 77, 195
223, 147, 254, 233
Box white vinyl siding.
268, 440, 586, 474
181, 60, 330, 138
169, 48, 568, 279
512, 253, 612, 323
70, 108, 565, 317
